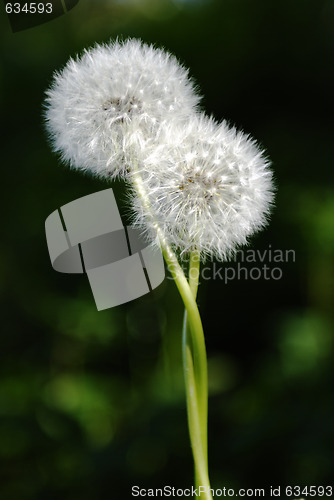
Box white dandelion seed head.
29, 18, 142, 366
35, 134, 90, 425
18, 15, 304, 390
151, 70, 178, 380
131, 114, 274, 260
44, 38, 201, 179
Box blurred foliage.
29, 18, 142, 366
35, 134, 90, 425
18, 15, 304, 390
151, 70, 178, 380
1, 0, 334, 498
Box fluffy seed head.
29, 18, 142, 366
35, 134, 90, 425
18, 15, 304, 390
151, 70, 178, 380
44, 38, 201, 179
131, 114, 274, 260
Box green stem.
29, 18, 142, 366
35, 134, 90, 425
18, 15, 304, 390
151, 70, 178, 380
164, 249, 211, 500
183, 318, 211, 494
183, 251, 209, 496
183, 250, 208, 454
187, 250, 207, 448
131, 167, 212, 499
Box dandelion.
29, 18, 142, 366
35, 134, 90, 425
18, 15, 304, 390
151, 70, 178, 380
131, 114, 274, 260
44, 39, 274, 500
44, 38, 201, 179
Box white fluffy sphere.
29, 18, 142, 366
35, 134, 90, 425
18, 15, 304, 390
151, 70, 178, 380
131, 114, 274, 260
44, 38, 201, 179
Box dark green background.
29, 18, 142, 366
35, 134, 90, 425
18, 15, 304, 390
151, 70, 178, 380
1, 0, 334, 498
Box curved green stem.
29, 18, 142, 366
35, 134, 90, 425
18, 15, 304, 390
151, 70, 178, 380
131, 167, 211, 499
184, 250, 208, 460
183, 251, 209, 497
164, 249, 211, 500
183, 321, 211, 495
